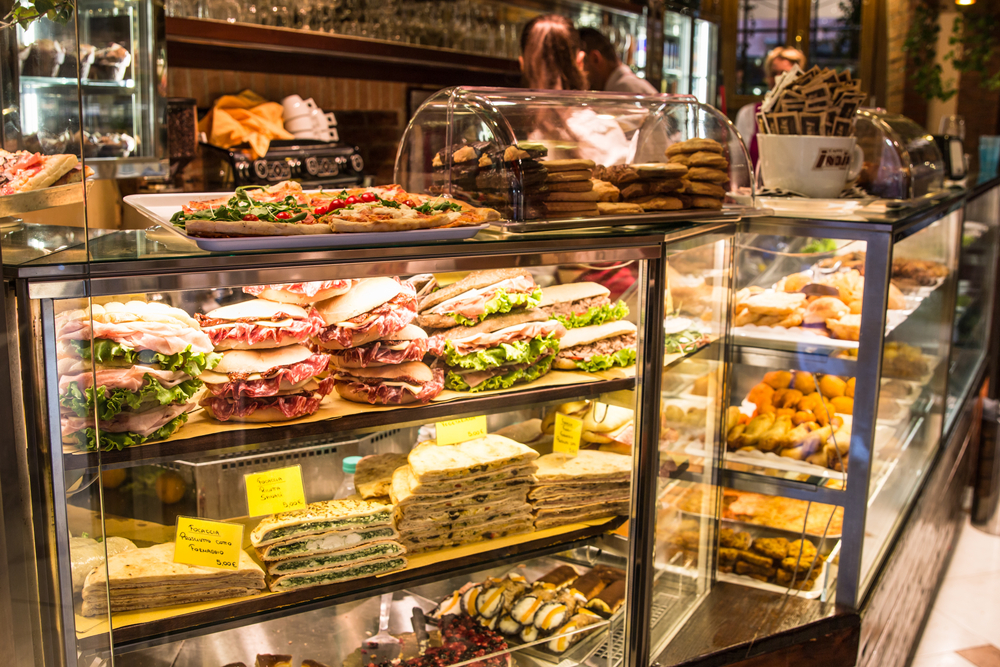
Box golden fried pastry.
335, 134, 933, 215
598, 202, 644, 215
793, 371, 817, 394
831, 396, 854, 415
737, 551, 775, 569
735, 561, 776, 578
779, 273, 812, 293
826, 314, 861, 341
846, 377, 856, 398
752, 537, 789, 560
745, 292, 807, 316
763, 371, 793, 390
804, 297, 849, 325
773, 388, 804, 409
719, 528, 752, 550
787, 539, 818, 561
818, 375, 847, 398
718, 547, 740, 565
757, 415, 793, 452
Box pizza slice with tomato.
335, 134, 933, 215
312, 185, 500, 232
0, 150, 80, 196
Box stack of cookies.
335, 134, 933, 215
539, 158, 599, 219
665, 138, 729, 210
432, 141, 492, 197
593, 162, 689, 214
477, 143, 550, 218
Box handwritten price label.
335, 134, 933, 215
174, 517, 244, 570
245, 465, 306, 517
436, 416, 488, 446
553, 412, 583, 457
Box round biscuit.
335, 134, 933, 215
634, 162, 689, 179
541, 158, 596, 172
545, 180, 594, 193
633, 195, 684, 211
690, 196, 723, 210
546, 207, 600, 219
665, 138, 724, 156
684, 181, 726, 197
598, 202, 644, 215
686, 167, 729, 183
688, 151, 729, 169
668, 154, 692, 166
543, 189, 601, 202
543, 200, 603, 212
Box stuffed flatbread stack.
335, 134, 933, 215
80, 542, 265, 616
530, 450, 632, 530
354, 453, 409, 499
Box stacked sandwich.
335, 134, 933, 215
593, 162, 689, 214
390, 434, 539, 553
80, 542, 265, 616
538, 282, 629, 329
317, 277, 444, 405
56, 300, 219, 451
250, 498, 407, 593
196, 282, 339, 422
666, 138, 729, 210
420, 269, 566, 393
539, 159, 599, 219
530, 450, 632, 530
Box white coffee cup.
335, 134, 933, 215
282, 94, 310, 120
285, 115, 314, 133
758, 135, 864, 198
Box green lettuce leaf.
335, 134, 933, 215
554, 300, 629, 329
570, 347, 636, 372
450, 288, 542, 326
445, 355, 554, 393
59, 376, 203, 421
443, 333, 560, 370
70, 339, 221, 376
67, 412, 190, 452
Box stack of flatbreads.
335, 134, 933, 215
530, 450, 632, 530
250, 499, 407, 593
391, 434, 540, 553
80, 542, 265, 616
666, 138, 729, 210
539, 159, 599, 219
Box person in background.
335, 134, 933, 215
578, 27, 657, 95
734, 46, 806, 166
519, 14, 587, 90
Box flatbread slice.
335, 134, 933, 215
187, 219, 334, 238
266, 540, 406, 576
534, 450, 632, 482
402, 519, 533, 553
269, 556, 407, 592
256, 525, 401, 562
81, 587, 261, 616
407, 435, 538, 483
250, 499, 393, 548
324, 211, 462, 233
399, 507, 533, 535
355, 453, 409, 499
394, 463, 537, 498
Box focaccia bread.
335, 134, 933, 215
250, 499, 394, 548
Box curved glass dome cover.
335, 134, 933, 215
395, 87, 753, 223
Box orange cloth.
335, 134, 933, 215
197, 89, 293, 159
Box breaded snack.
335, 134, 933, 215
787, 539, 818, 560
718, 547, 740, 565
752, 537, 789, 560
818, 375, 847, 398
719, 528, 752, 550
735, 561, 776, 578
793, 371, 817, 394
831, 396, 854, 415
744, 292, 807, 316
762, 371, 793, 389
737, 550, 774, 569
826, 314, 861, 340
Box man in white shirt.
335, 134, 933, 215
579, 27, 657, 95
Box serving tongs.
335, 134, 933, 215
361, 593, 401, 664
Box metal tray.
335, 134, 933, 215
487, 205, 761, 234
123, 192, 487, 251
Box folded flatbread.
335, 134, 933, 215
269, 555, 407, 592
394, 463, 537, 498
534, 450, 632, 483
528, 482, 630, 500
402, 518, 533, 553
251, 499, 393, 548
533, 501, 630, 531
399, 506, 533, 534
355, 453, 409, 500
256, 525, 401, 562
408, 435, 538, 483
82, 587, 262, 616
392, 465, 529, 509
266, 540, 406, 576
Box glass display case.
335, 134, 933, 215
856, 109, 946, 202
395, 87, 753, 230
3, 0, 167, 179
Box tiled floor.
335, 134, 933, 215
911, 519, 1000, 667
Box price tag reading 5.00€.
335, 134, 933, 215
436, 415, 488, 446
245, 465, 307, 517
174, 516, 245, 570
553, 412, 583, 456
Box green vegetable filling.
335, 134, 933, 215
571, 347, 636, 372
273, 543, 403, 573
59, 376, 203, 420
450, 288, 542, 326
261, 512, 393, 543
443, 333, 560, 370
267, 527, 398, 558
70, 339, 220, 376
275, 558, 406, 589
445, 354, 554, 393
555, 301, 629, 329
68, 413, 189, 452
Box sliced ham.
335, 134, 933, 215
540, 295, 610, 318
428, 320, 565, 357
557, 334, 635, 360
61, 402, 192, 437
200, 393, 323, 421
203, 355, 330, 399
425, 275, 537, 320
331, 338, 427, 367
58, 365, 192, 394
57, 319, 214, 356
243, 281, 352, 298
335, 366, 444, 405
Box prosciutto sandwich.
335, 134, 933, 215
330, 361, 444, 405
313, 277, 417, 350
427, 309, 565, 393
242, 280, 355, 305
417, 268, 542, 328
55, 300, 218, 451
538, 283, 629, 329
553, 321, 637, 372
199, 345, 333, 422
197, 299, 325, 350
325, 324, 428, 368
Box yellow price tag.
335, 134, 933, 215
436, 415, 488, 446
174, 517, 244, 570
244, 465, 307, 517
553, 412, 583, 456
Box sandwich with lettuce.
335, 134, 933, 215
538, 282, 629, 329
427, 309, 565, 392
416, 268, 542, 328
553, 320, 637, 372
